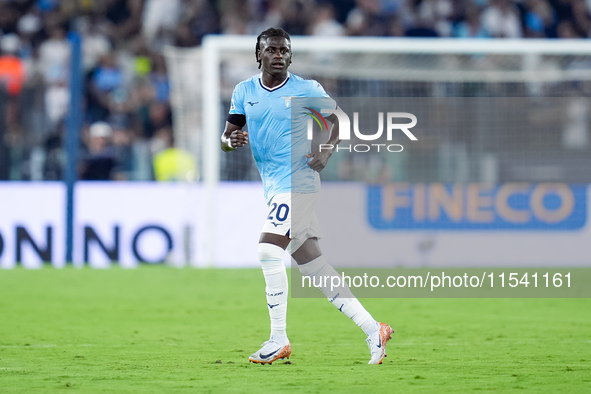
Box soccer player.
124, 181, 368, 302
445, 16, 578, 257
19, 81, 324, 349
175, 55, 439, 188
221, 28, 393, 365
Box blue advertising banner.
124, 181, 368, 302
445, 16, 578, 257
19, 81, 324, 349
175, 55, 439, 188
368, 183, 587, 230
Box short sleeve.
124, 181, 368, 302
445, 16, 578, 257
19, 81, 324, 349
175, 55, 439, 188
308, 80, 337, 117
229, 84, 246, 115
309, 80, 329, 98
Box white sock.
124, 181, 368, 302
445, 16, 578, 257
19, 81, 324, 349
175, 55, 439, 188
258, 243, 289, 343
298, 255, 378, 337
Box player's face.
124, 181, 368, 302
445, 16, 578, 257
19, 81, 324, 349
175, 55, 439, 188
258, 36, 291, 76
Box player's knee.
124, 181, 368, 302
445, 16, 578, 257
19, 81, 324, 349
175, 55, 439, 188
258, 242, 285, 264
297, 255, 328, 276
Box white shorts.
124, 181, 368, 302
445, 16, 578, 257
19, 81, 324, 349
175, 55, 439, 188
261, 192, 323, 253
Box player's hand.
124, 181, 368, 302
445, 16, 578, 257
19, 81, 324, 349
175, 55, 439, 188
306, 148, 332, 172
230, 130, 249, 148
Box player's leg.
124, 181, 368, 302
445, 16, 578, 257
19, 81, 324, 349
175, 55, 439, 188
292, 239, 393, 364
259, 232, 290, 345
249, 194, 292, 364
292, 238, 380, 335
289, 193, 377, 333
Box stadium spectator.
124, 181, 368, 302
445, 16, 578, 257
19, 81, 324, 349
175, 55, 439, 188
79, 16, 112, 72
557, 19, 583, 38
142, 0, 181, 49
39, 26, 70, 85
248, 0, 285, 35
109, 115, 136, 180
345, 0, 391, 36
174, 0, 220, 46
387, 14, 406, 37
79, 121, 119, 180
102, 0, 143, 42
308, 3, 345, 36
281, 0, 313, 36
87, 52, 125, 123
0, 33, 25, 177
523, 0, 557, 38
454, 6, 490, 38
570, 0, 591, 37
327, 0, 357, 24
220, 11, 250, 35
0, 34, 25, 98
40, 128, 64, 181
0, 2, 21, 35
482, 0, 523, 38
417, 0, 454, 37
405, 12, 440, 37
152, 127, 197, 182
174, 21, 202, 47
39, 25, 70, 128
16, 13, 42, 63
137, 99, 172, 140
148, 55, 170, 103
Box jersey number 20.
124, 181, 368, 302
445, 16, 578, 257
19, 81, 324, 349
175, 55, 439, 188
268, 203, 289, 222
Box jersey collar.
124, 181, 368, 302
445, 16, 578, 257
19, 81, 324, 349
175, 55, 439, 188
259, 72, 290, 92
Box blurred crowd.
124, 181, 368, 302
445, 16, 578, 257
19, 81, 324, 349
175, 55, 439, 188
215, 0, 591, 40
0, 0, 590, 181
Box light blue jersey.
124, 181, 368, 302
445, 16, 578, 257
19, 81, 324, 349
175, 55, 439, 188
228, 72, 336, 203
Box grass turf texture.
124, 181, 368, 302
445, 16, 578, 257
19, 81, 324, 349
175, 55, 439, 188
0, 267, 589, 393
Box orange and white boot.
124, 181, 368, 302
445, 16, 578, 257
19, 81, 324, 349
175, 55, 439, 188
367, 322, 394, 364
249, 339, 291, 364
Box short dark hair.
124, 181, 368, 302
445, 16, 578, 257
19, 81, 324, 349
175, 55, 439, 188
255, 28, 291, 69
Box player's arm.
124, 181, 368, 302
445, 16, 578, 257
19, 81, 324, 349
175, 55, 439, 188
306, 112, 340, 172
221, 116, 249, 152
325, 112, 341, 146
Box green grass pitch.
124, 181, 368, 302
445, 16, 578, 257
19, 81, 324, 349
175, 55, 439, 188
0, 266, 589, 393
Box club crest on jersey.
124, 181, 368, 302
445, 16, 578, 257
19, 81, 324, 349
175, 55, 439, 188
282, 96, 292, 108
